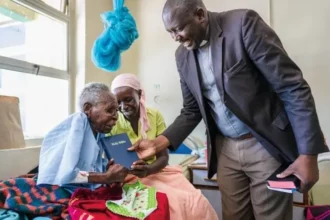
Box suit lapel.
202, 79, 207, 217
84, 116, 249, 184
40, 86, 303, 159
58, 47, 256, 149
180, 50, 208, 124
209, 13, 225, 101
186, 51, 203, 102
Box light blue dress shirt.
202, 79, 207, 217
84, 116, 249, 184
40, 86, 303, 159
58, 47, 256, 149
197, 43, 250, 138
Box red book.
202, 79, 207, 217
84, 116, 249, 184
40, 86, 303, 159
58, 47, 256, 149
267, 164, 300, 189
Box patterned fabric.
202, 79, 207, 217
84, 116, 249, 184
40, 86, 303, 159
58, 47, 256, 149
0, 178, 70, 219
68, 182, 170, 220
106, 181, 157, 220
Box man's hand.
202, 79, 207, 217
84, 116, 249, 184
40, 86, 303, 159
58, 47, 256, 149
130, 160, 150, 178
277, 155, 319, 192
105, 159, 129, 184
127, 135, 170, 160
128, 140, 158, 160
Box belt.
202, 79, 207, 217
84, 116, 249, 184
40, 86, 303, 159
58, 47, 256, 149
230, 133, 253, 141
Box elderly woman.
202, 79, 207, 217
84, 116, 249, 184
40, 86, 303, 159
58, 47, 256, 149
37, 82, 128, 191
109, 73, 219, 220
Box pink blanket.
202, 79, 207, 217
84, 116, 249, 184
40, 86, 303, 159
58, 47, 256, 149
125, 165, 218, 220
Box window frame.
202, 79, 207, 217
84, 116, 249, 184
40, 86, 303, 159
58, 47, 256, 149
0, 0, 71, 146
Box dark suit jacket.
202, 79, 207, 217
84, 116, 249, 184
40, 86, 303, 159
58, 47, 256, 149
162, 9, 328, 178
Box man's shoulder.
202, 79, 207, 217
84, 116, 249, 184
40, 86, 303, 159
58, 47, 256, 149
212, 9, 260, 28
216, 9, 248, 17
215, 8, 256, 19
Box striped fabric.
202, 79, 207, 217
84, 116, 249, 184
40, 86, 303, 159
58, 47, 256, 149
0, 177, 70, 219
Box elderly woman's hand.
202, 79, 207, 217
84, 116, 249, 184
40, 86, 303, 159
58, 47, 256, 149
105, 159, 129, 184
130, 160, 150, 178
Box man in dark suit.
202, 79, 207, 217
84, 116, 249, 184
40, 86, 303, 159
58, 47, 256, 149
129, 0, 329, 219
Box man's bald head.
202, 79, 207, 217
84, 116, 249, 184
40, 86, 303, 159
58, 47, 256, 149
162, 0, 208, 50
162, 0, 206, 17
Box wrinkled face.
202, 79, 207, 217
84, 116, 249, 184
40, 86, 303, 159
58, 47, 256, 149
113, 86, 141, 120
84, 91, 118, 133
163, 7, 208, 50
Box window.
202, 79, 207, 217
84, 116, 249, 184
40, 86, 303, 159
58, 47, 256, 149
42, 0, 68, 12
0, 0, 69, 144
0, 2, 67, 70
0, 69, 68, 139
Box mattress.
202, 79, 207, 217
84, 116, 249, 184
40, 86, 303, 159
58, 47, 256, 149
168, 154, 198, 181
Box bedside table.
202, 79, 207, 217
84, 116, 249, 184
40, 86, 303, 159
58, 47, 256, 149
188, 164, 309, 220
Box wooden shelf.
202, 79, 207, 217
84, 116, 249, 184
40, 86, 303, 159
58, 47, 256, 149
188, 163, 208, 170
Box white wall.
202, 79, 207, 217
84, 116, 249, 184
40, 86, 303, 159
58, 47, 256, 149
271, 0, 330, 142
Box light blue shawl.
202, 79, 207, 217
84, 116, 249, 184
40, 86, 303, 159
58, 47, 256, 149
37, 112, 106, 190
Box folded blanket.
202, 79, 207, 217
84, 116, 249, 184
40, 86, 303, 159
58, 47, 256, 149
0, 178, 70, 219
106, 181, 157, 220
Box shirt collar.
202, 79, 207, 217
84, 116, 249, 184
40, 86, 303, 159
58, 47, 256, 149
199, 24, 210, 47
